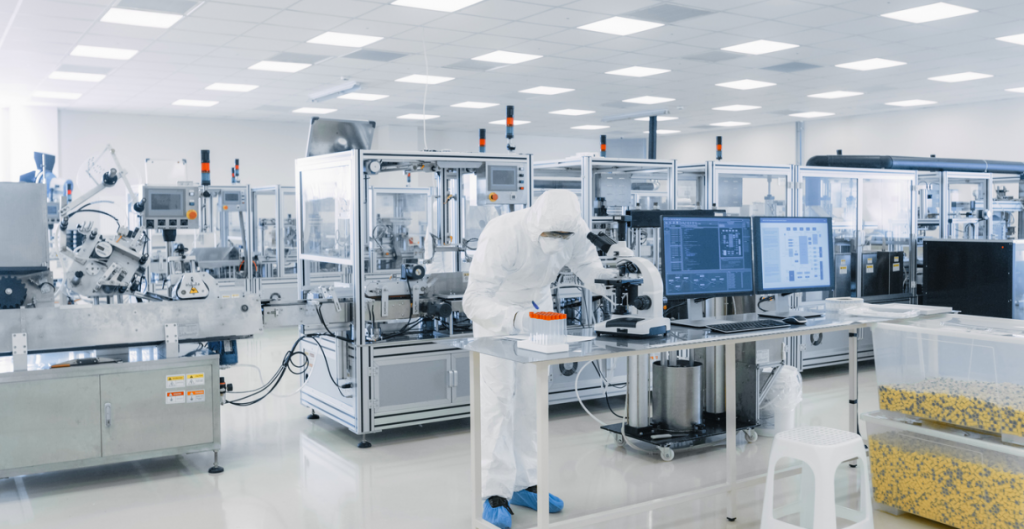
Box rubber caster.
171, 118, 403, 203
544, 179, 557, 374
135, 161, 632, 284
307, 409, 320, 420
659, 447, 675, 462
744, 429, 758, 443
614, 434, 625, 447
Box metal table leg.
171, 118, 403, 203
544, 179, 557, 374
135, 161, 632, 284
537, 362, 551, 528
848, 331, 858, 434
726, 342, 737, 522
471, 351, 483, 526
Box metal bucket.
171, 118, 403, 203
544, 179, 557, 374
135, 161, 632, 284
652, 360, 703, 431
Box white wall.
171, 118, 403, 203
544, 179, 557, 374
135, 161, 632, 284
2, 106, 59, 181
661, 123, 796, 167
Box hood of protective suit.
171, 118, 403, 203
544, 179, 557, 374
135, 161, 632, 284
526, 190, 583, 242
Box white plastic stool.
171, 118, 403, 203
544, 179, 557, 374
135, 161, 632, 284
761, 426, 873, 529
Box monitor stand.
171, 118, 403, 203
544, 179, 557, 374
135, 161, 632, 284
759, 309, 823, 319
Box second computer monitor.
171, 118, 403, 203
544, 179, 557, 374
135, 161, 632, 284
662, 216, 754, 299
753, 217, 835, 294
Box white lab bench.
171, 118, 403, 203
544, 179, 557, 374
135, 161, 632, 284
454, 310, 917, 529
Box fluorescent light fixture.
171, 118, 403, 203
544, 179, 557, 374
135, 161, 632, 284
882, 2, 977, 23
249, 60, 311, 73
722, 40, 798, 55
489, 119, 530, 125
710, 121, 750, 127
809, 91, 863, 99
71, 45, 137, 60
606, 66, 670, 77
308, 32, 382, 47
293, 107, 337, 114
713, 104, 760, 112
572, 125, 609, 130
716, 79, 776, 90
472, 51, 541, 64
644, 129, 681, 135
310, 79, 360, 102
633, 116, 678, 121
101, 7, 183, 28
997, 34, 1024, 46
452, 101, 498, 109
50, 71, 105, 82
551, 109, 594, 116
578, 16, 663, 36
173, 99, 218, 107
929, 72, 992, 83
789, 111, 834, 118
836, 58, 906, 71
341, 93, 388, 101
400, 114, 440, 120
32, 91, 81, 100
391, 0, 483, 12
520, 86, 573, 95
623, 96, 675, 105
886, 99, 937, 107
206, 83, 258, 92
1008, 87, 1024, 93
397, 74, 453, 85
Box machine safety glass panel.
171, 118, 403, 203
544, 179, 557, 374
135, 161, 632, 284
368, 188, 431, 274
299, 164, 353, 262
675, 170, 704, 210
803, 177, 857, 228
717, 173, 788, 217
252, 187, 297, 279
592, 163, 672, 217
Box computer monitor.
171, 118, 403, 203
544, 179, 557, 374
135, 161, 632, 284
753, 217, 835, 295
661, 216, 754, 300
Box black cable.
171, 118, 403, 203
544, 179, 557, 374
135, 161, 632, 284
590, 362, 624, 418
305, 334, 353, 398
69, 208, 121, 229
227, 335, 310, 406
757, 295, 775, 312
315, 303, 354, 343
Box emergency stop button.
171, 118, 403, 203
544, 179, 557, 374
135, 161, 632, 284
488, 192, 498, 202
186, 209, 198, 220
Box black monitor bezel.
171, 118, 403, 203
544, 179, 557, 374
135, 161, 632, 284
752, 216, 835, 295
660, 215, 755, 301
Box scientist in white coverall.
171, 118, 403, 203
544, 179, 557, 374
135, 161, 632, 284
462, 189, 612, 529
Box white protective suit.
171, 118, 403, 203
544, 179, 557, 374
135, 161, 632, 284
463, 189, 611, 500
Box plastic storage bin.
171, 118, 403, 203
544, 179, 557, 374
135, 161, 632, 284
864, 410, 1024, 529
873, 315, 1024, 439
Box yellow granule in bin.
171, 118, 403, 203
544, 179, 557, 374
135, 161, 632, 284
879, 378, 1024, 437
870, 431, 1024, 529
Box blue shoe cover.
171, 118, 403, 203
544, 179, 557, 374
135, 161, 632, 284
511, 486, 564, 513
483, 497, 512, 529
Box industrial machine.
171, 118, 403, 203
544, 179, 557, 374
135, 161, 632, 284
921, 239, 1024, 318
252, 185, 300, 302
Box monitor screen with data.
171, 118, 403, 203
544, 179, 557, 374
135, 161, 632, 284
661, 216, 754, 299
753, 217, 835, 294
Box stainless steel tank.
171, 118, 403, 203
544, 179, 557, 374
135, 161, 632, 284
652, 360, 703, 431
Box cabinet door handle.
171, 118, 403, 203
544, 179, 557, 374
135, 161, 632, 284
453, 370, 458, 388
104, 403, 112, 428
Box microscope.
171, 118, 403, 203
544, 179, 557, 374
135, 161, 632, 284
587, 233, 671, 337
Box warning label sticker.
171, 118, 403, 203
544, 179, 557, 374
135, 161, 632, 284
866, 264, 874, 274
839, 259, 848, 275
893, 263, 900, 272
187, 390, 205, 403
166, 375, 186, 388
187, 373, 205, 386
166, 391, 185, 404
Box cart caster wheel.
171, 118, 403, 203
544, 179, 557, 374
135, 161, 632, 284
727, 517, 737, 522
744, 430, 758, 443
659, 447, 675, 462
614, 434, 625, 447
208, 465, 224, 474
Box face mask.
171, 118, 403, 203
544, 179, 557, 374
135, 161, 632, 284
539, 237, 566, 255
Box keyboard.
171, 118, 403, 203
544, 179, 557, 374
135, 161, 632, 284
705, 320, 790, 334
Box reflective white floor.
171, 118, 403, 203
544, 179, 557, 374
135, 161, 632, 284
0, 328, 948, 529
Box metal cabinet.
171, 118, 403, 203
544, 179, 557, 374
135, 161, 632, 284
452, 351, 470, 405
373, 352, 453, 415
0, 377, 102, 469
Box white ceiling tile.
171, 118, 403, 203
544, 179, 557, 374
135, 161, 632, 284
288, 0, 380, 17
675, 12, 763, 31
191, 2, 281, 23
453, 34, 529, 49
360, 5, 449, 25
392, 27, 475, 44
520, 7, 605, 28
246, 24, 322, 41
20, 0, 106, 20
264, 10, 348, 29
146, 41, 218, 56
160, 30, 237, 46
82, 23, 170, 40
14, 14, 94, 32
563, 0, 659, 15
216, 0, 303, 7
172, 17, 259, 35
225, 36, 298, 52
330, 18, 416, 38
729, 0, 822, 19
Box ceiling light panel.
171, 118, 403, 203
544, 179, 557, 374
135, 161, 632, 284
809, 91, 863, 99
50, 71, 105, 82
173, 100, 218, 107
633, 116, 678, 121
71, 45, 137, 60
577, 17, 663, 36
713, 105, 760, 111
572, 125, 609, 130
520, 86, 573, 95
397, 74, 454, 85
623, 96, 675, 104
206, 83, 258, 92
341, 93, 389, 101
391, 0, 483, 12
886, 100, 937, 106
101, 7, 183, 28
836, 58, 906, 71
711, 122, 750, 127
929, 72, 992, 82
716, 79, 776, 90
451, 102, 498, 108
606, 66, 670, 77
722, 40, 798, 55
644, 129, 681, 135
882, 2, 977, 23
33, 91, 81, 100
308, 32, 383, 47
551, 109, 594, 116
472, 51, 541, 64
790, 111, 834, 118
997, 34, 1024, 46
249, 61, 311, 73
490, 119, 530, 125
1008, 87, 1024, 93
294, 107, 337, 114
400, 114, 440, 119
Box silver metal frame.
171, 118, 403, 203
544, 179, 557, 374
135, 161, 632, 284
251, 185, 299, 302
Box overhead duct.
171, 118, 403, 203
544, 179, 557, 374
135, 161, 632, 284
806, 155, 1024, 175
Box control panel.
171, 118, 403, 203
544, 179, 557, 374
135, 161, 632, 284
218, 189, 247, 212
469, 163, 529, 206
140, 185, 199, 229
